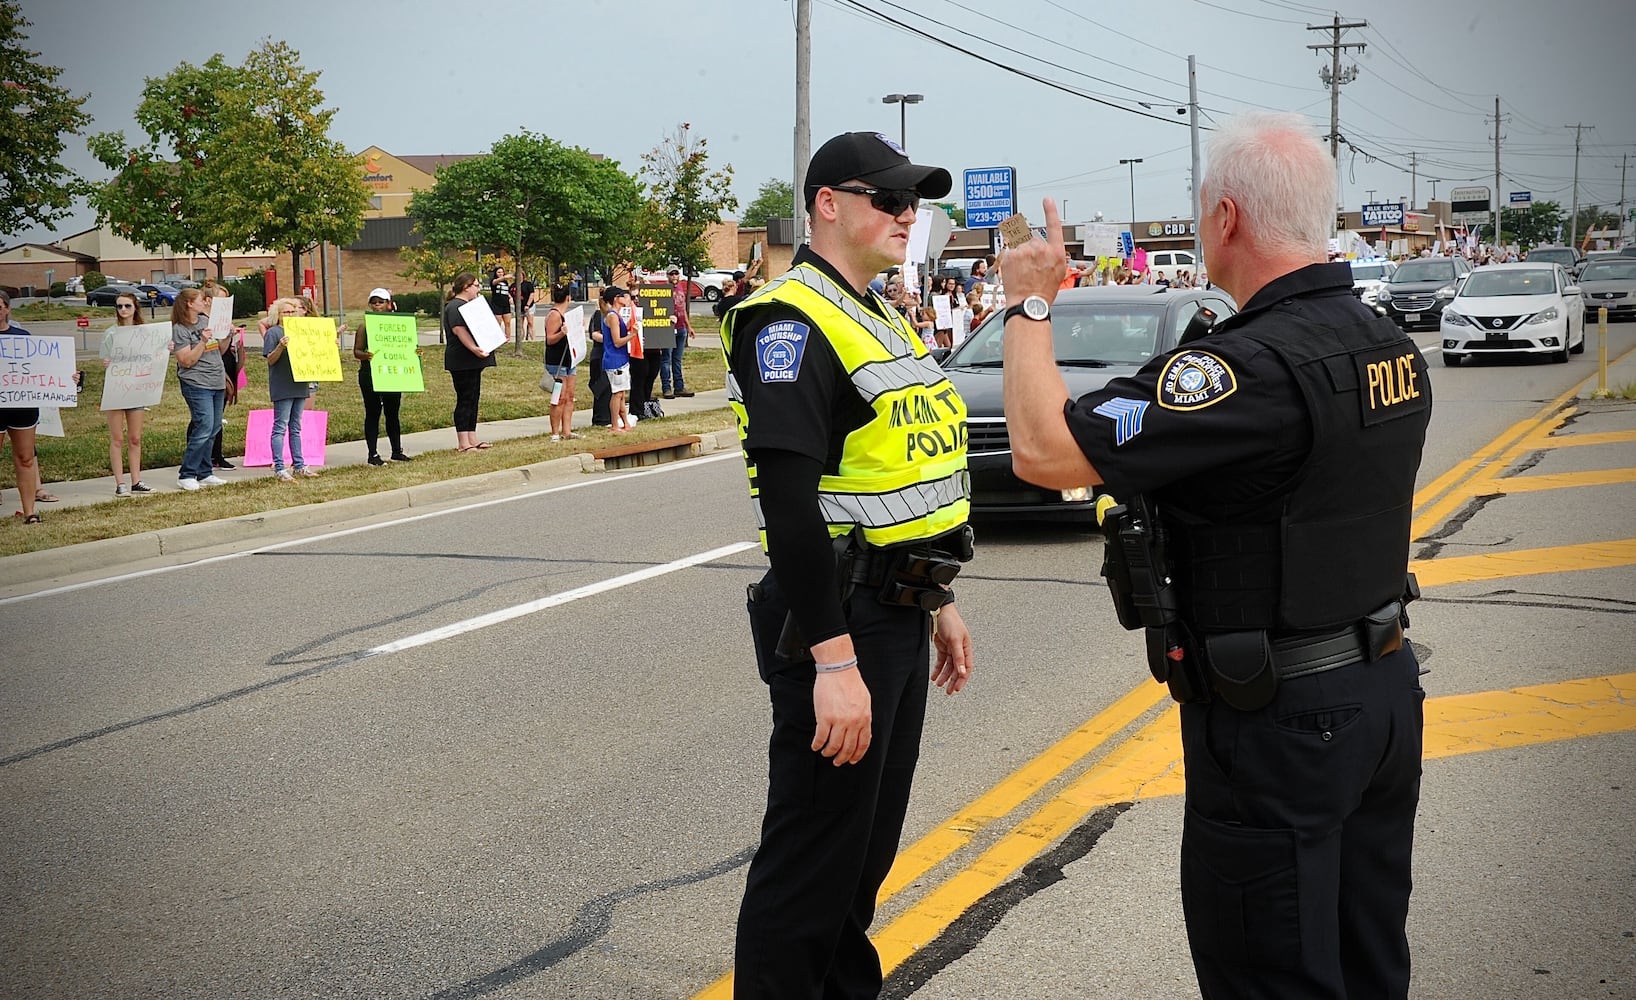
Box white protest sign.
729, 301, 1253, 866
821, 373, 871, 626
908, 208, 935, 265
206, 295, 235, 342
1083, 222, 1122, 258
900, 262, 919, 302
933, 296, 953, 330
0, 335, 79, 407
954, 307, 971, 345
100, 322, 173, 410
565, 306, 587, 366
36, 407, 64, 436
457, 296, 508, 354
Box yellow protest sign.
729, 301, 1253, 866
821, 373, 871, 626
282, 316, 342, 381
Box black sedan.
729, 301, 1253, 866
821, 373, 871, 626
84, 283, 143, 306
941, 285, 1237, 519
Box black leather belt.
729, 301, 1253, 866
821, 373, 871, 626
1270, 613, 1403, 681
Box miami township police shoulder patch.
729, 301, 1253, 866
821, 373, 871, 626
756, 320, 810, 383
1157, 350, 1237, 411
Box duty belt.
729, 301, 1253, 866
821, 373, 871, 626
1269, 601, 1405, 680
849, 526, 973, 611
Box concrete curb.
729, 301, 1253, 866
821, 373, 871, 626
2, 426, 739, 589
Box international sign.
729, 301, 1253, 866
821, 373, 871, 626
964, 167, 1015, 229
1509, 191, 1532, 208
1362, 203, 1405, 227
1449, 186, 1491, 215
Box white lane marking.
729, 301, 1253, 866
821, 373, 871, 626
0, 451, 744, 606
365, 541, 759, 658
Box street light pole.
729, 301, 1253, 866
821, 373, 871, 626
881, 93, 924, 151
1119, 157, 1144, 232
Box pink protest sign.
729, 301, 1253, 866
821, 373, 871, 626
1132, 247, 1148, 273
243, 408, 328, 467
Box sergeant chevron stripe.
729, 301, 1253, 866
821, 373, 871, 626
1092, 397, 1150, 446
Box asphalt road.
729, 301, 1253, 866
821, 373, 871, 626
2, 326, 1633, 999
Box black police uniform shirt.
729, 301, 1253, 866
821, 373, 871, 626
1064, 263, 1380, 511
728, 246, 879, 646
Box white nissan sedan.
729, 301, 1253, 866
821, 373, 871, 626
1439, 262, 1585, 366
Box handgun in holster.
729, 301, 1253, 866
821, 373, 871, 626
1097, 495, 1210, 703
774, 531, 862, 664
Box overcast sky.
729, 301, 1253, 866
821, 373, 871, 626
14, 0, 1636, 246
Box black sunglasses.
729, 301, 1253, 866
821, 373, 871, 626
829, 185, 919, 217
116, 303, 136, 309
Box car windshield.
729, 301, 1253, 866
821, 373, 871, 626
1460, 270, 1555, 297
947, 302, 1167, 367
1391, 260, 1456, 283
1580, 261, 1636, 281
1351, 262, 1391, 281
1528, 249, 1575, 266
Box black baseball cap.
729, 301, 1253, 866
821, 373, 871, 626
804, 132, 952, 202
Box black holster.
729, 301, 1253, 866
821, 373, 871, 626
773, 533, 862, 663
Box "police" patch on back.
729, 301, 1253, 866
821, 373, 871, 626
757, 321, 810, 383
1157, 350, 1236, 410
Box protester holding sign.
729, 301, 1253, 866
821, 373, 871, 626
0, 290, 44, 522
354, 289, 414, 465
541, 285, 582, 443
261, 299, 319, 481
442, 273, 495, 453
100, 291, 163, 496
171, 287, 228, 492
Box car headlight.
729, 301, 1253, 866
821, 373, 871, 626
1377, 288, 1393, 303
1442, 310, 1472, 327
1525, 306, 1559, 325
1434, 285, 1457, 299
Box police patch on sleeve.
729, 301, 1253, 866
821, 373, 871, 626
1157, 350, 1237, 411
756, 320, 810, 384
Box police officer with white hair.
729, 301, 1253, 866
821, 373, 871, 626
722, 131, 976, 998
1001, 111, 1431, 998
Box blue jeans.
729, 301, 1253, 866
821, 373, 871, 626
664, 330, 686, 392
178, 381, 225, 481
271, 396, 308, 473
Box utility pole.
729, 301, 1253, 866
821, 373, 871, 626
1494, 96, 1503, 249
1308, 14, 1366, 230
1565, 122, 1590, 248
793, 0, 811, 249
1620, 153, 1629, 246
1408, 152, 1418, 209
1189, 54, 1203, 264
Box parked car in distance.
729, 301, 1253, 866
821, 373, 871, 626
1145, 249, 1198, 283
1575, 258, 1636, 322
633, 269, 704, 298
1525, 245, 1583, 276
1376, 255, 1472, 330
1349, 258, 1397, 309
85, 282, 142, 306
64, 275, 84, 294
134, 283, 181, 306
1439, 263, 1584, 366
940, 285, 1236, 519
695, 269, 739, 301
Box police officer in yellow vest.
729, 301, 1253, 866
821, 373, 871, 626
722, 132, 976, 999
1002, 114, 1430, 999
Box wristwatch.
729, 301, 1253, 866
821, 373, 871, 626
1003, 295, 1051, 324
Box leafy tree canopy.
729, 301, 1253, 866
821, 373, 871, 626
634, 123, 736, 275
0, 0, 91, 235
740, 177, 793, 229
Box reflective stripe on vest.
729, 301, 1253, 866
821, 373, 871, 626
722, 262, 970, 549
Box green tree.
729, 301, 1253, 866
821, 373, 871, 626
1473, 200, 1564, 249
87, 55, 245, 279
210, 40, 368, 287
634, 123, 736, 277
740, 177, 794, 229
0, 0, 91, 235
408, 130, 642, 350
397, 244, 477, 305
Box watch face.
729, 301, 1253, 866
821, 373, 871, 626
1023, 295, 1050, 320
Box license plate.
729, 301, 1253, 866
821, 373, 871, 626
1487, 330, 1508, 341
1403, 312, 1420, 323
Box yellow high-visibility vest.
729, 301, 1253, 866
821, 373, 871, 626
722, 261, 969, 549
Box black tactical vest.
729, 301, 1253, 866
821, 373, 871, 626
1162, 311, 1431, 632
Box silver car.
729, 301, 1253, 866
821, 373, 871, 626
1575, 258, 1636, 323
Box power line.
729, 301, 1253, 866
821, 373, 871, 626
1191, 0, 1305, 24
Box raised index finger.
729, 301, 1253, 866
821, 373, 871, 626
1042, 197, 1066, 259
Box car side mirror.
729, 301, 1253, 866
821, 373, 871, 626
930, 347, 951, 365
1564, 285, 1581, 296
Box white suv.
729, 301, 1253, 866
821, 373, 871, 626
1145, 250, 1198, 282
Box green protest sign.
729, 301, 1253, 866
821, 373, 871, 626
365, 314, 424, 392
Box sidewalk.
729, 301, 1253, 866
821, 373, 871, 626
26, 387, 733, 511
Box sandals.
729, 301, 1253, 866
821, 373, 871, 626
457, 445, 477, 453
473, 441, 492, 450
22, 513, 42, 525
35, 490, 60, 503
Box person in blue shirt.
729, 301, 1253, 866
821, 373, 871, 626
599, 286, 635, 432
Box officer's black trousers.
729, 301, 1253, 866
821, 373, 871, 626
736, 570, 930, 1000
1178, 644, 1425, 1000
